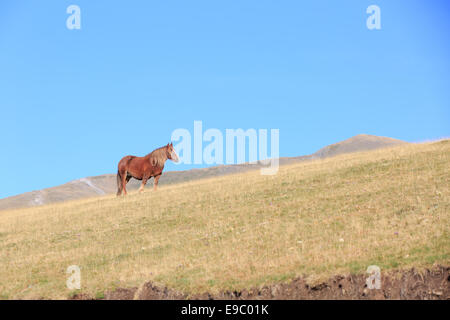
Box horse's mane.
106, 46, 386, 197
146, 146, 167, 167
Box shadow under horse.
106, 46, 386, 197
116, 143, 179, 196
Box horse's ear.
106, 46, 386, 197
170, 142, 173, 146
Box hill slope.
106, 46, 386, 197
0, 134, 407, 211
0, 139, 448, 299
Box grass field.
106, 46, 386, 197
0, 140, 449, 299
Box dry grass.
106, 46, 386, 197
0, 140, 449, 299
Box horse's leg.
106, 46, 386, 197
116, 171, 123, 196
122, 172, 129, 195
153, 174, 161, 191
139, 175, 149, 193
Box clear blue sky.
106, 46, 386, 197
0, 0, 449, 198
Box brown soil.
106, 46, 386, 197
72, 265, 449, 300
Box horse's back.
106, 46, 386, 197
118, 155, 136, 170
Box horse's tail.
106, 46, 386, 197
116, 170, 123, 196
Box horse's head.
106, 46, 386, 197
166, 142, 179, 162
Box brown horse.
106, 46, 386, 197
117, 143, 179, 196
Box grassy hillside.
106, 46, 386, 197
0, 134, 406, 211
0, 140, 448, 299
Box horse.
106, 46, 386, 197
116, 143, 179, 196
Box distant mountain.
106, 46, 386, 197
0, 134, 407, 211
311, 134, 405, 158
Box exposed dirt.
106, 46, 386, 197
71, 265, 449, 300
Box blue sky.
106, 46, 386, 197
0, 0, 449, 198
